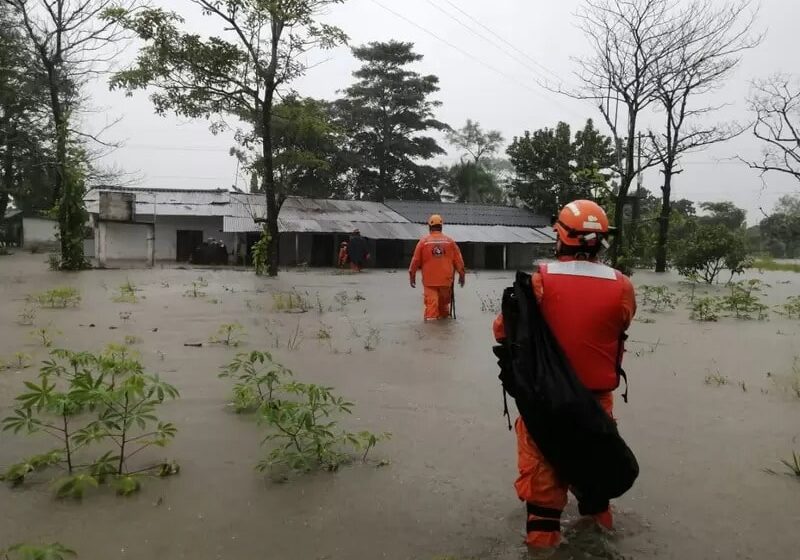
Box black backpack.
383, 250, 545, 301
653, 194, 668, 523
496, 271, 639, 507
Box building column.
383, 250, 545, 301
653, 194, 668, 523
295, 233, 300, 266
146, 223, 155, 267
503, 244, 508, 270
97, 221, 107, 268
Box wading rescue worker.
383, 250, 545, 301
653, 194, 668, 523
408, 214, 466, 320
493, 200, 636, 549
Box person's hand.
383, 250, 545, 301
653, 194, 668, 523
409, 276, 416, 288
458, 275, 465, 288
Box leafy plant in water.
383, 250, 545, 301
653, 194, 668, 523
720, 280, 769, 320
123, 335, 142, 345
639, 285, 678, 313
47, 252, 62, 271
0, 346, 179, 498
210, 322, 245, 346
218, 350, 292, 413
334, 290, 349, 310
690, 297, 720, 322
113, 279, 138, 303
477, 291, 500, 314
30, 287, 81, 308
363, 325, 381, 351
2, 543, 76, 560
257, 382, 388, 474
704, 369, 729, 386
272, 291, 310, 312
30, 326, 60, 348
184, 277, 208, 298
17, 306, 37, 326
286, 321, 303, 351
776, 295, 800, 319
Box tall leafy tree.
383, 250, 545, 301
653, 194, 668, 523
443, 161, 502, 204
446, 119, 504, 164
110, 0, 347, 276
3, 0, 125, 268
238, 96, 349, 200
336, 41, 447, 201
507, 120, 615, 215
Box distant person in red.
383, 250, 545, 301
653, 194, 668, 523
338, 241, 349, 268
348, 229, 369, 272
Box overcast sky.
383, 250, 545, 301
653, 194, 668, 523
90, 0, 800, 224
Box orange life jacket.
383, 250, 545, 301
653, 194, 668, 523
538, 261, 627, 393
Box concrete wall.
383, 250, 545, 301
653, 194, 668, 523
97, 215, 234, 262
22, 217, 58, 249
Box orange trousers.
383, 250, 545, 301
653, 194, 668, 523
515, 392, 614, 548
423, 285, 452, 320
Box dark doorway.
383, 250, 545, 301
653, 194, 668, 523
485, 244, 505, 269
375, 239, 403, 268
176, 230, 203, 262
310, 234, 334, 266
460, 242, 476, 269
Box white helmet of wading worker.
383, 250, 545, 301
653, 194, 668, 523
553, 200, 610, 248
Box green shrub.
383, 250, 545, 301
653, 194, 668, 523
777, 295, 800, 319
2, 543, 76, 560
720, 280, 769, 320
0, 346, 179, 498
690, 297, 720, 322
639, 285, 678, 312
258, 382, 389, 474
210, 322, 245, 346
30, 287, 80, 308
218, 351, 292, 413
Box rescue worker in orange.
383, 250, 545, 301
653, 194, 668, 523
492, 200, 636, 549
409, 214, 466, 320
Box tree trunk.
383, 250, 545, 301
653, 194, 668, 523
610, 111, 638, 269
260, 20, 284, 277
261, 100, 279, 277
655, 166, 673, 272
0, 118, 13, 221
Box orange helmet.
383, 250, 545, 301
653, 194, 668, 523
428, 214, 443, 227
554, 200, 609, 247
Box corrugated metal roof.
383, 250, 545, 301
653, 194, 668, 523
85, 188, 232, 216
384, 200, 550, 227
279, 196, 410, 223
225, 215, 554, 244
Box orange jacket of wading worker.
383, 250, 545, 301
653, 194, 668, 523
492, 255, 636, 548
408, 231, 465, 288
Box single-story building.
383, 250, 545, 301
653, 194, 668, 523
83, 187, 555, 269
227, 196, 555, 269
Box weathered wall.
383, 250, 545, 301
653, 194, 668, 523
99, 216, 234, 262
22, 218, 58, 249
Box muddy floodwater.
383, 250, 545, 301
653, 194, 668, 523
1, 253, 799, 559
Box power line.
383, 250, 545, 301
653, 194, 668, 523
421, 0, 553, 86
369, 0, 582, 118
438, 0, 564, 84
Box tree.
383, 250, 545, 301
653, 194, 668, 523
443, 161, 503, 204
698, 201, 747, 231
110, 0, 347, 276
650, 0, 758, 273
4, 0, 129, 269
239, 96, 348, 201
758, 194, 800, 258
335, 41, 448, 202
673, 222, 748, 284
446, 119, 503, 164
673, 200, 749, 283
506, 119, 615, 216
572, 0, 679, 267
742, 74, 800, 182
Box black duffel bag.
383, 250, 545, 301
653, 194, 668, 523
499, 270, 639, 508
